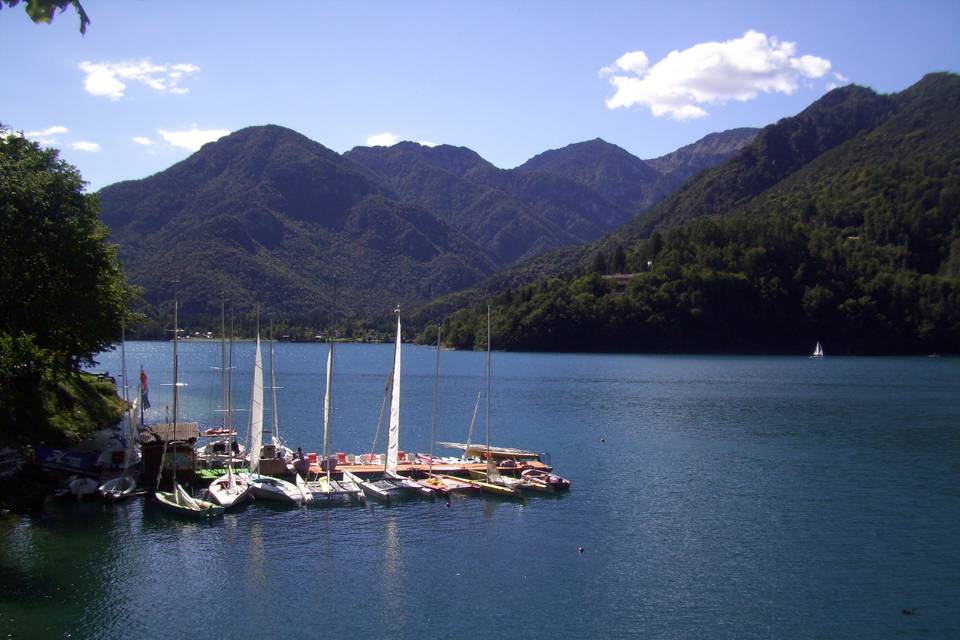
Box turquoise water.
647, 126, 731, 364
2, 343, 959, 638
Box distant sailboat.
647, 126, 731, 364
811, 341, 825, 359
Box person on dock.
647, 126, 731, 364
293, 448, 310, 477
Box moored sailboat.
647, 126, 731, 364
305, 332, 364, 505
356, 307, 435, 504
240, 323, 310, 505
415, 327, 479, 496
154, 299, 224, 519
811, 341, 825, 359
99, 318, 140, 500
206, 302, 251, 508
466, 306, 522, 499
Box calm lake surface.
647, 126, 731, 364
2, 342, 959, 639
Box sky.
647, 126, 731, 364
2, 0, 959, 191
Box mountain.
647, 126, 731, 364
99, 124, 760, 325
643, 127, 759, 196
601, 84, 897, 250
99, 125, 498, 321
344, 130, 754, 266
515, 138, 661, 212
344, 142, 634, 264
440, 73, 960, 355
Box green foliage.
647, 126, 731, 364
0, 129, 128, 442
1, 0, 89, 33
441, 73, 960, 354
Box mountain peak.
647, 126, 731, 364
345, 141, 492, 179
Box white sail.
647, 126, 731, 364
385, 309, 401, 475
248, 336, 264, 474
323, 342, 333, 478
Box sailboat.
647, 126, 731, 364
240, 322, 310, 505
206, 302, 252, 508
263, 332, 294, 463
154, 299, 224, 519
99, 317, 140, 500
811, 341, 825, 359
305, 335, 364, 505
355, 306, 435, 504
464, 306, 524, 498
414, 327, 479, 496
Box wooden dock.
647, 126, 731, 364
306, 460, 552, 478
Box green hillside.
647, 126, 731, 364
440, 73, 960, 354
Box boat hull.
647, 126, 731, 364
155, 489, 224, 518
207, 474, 252, 508
243, 473, 307, 504
98, 475, 137, 500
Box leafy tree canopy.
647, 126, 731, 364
1, 0, 89, 33
1, 127, 129, 442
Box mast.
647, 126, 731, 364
385, 306, 401, 475
323, 277, 336, 483
484, 304, 501, 482
156, 298, 181, 496
220, 300, 228, 431
220, 299, 236, 484
248, 307, 264, 475
323, 341, 333, 483
228, 305, 234, 435
119, 315, 135, 471
429, 325, 441, 476
269, 325, 280, 446
485, 304, 491, 458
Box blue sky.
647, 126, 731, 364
2, 0, 958, 191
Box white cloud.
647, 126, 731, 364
26, 125, 68, 138
71, 141, 101, 152
132, 136, 153, 146
602, 30, 833, 120
79, 59, 201, 100
367, 132, 399, 147
158, 126, 230, 151
601, 51, 649, 76
833, 71, 849, 82
416, 140, 438, 147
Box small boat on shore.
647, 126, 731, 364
520, 467, 571, 491
99, 475, 137, 500
68, 475, 98, 500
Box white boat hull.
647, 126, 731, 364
98, 475, 137, 500
243, 473, 309, 504
207, 474, 252, 508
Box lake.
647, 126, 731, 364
2, 342, 959, 638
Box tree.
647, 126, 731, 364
1, 0, 89, 33
0, 128, 127, 373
